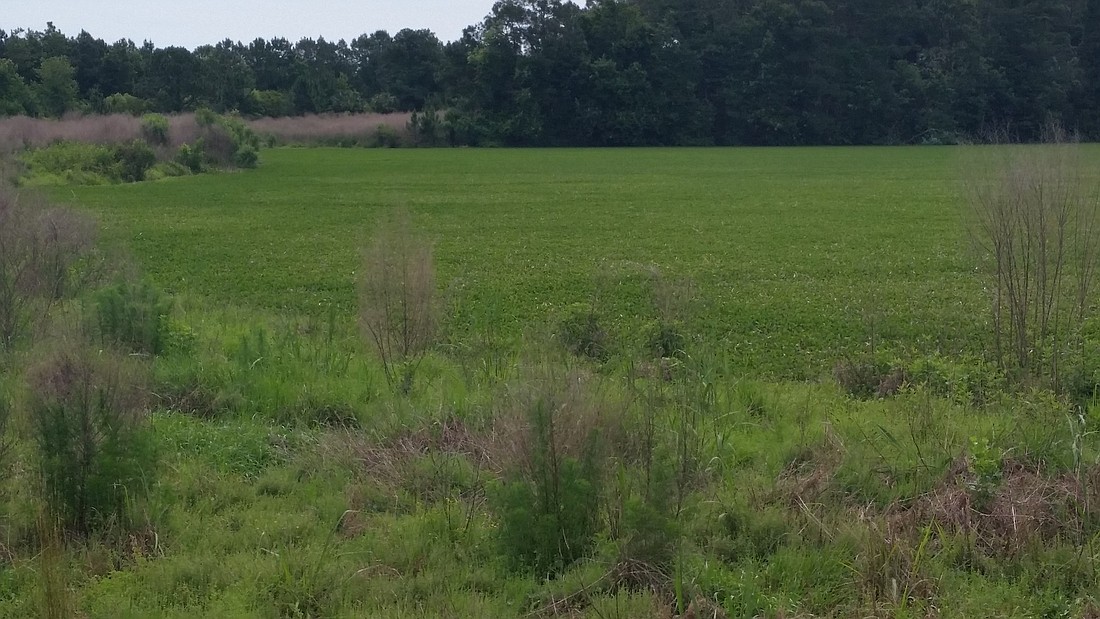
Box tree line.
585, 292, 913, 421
2, 0, 1099, 146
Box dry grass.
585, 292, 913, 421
247, 113, 412, 146
893, 457, 1096, 556
0, 113, 207, 153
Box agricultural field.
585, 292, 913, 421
65, 147, 987, 377
0, 146, 1098, 618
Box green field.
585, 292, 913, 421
66, 147, 984, 377
1, 147, 1098, 618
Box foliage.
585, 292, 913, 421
492, 457, 599, 576
20, 139, 160, 185
103, 93, 149, 116
92, 279, 178, 355
0, 6, 1096, 145
359, 212, 436, 393
0, 187, 95, 353
490, 375, 604, 576
965, 126, 1100, 390
27, 346, 156, 535
557, 303, 608, 361
114, 139, 156, 182
35, 56, 77, 118
139, 113, 169, 145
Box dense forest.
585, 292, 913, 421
2, 0, 1098, 146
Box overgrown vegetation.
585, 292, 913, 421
8, 110, 261, 186
0, 147, 1097, 617
965, 124, 1100, 393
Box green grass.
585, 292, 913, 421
1, 146, 1095, 618
60, 146, 993, 377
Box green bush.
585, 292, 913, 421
175, 144, 204, 173
140, 113, 170, 146
492, 457, 600, 576
92, 280, 173, 355
558, 303, 609, 360
20, 141, 120, 185
114, 140, 157, 182
28, 347, 155, 535
146, 161, 192, 181
233, 144, 259, 168
641, 319, 685, 359
103, 93, 150, 116
20, 140, 160, 185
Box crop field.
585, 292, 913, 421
65, 147, 987, 377
1, 146, 1099, 618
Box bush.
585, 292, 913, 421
140, 113, 170, 146
832, 356, 902, 399
641, 319, 685, 359
19, 141, 120, 185
103, 93, 150, 116
28, 346, 155, 535
92, 279, 173, 355
233, 144, 259, 169
366, 125, 402, 148
189, 111, 262, 170
175, 144, 204, 173
492, 457, 600, 576
490, 372, 609, 576
20, 140, 159, 185
0, 189, 96, 353
558, 303, 609, 360
114, 140, 156, 182
359, 212, 436, 393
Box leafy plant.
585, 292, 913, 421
359, 212, 436, 394
140, 113, 170, 146
92, 279, 175, 355
28, 346, 156, 535
558, 303, 608, 360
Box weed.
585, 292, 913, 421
28, 345, 156, 535
92, 279, 174, 355
359, 211, 436, 394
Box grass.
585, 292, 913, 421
61, 146, 994, 378
0, 146, 1095, 618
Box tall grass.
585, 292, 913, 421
248, 113, 412, 147
0, 112, 415, 156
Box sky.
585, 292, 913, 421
3, 0, 501, 48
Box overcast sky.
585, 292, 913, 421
3, 0, 500, 48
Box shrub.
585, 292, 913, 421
359, 212, 436, 393
92, 279, 173, 355
114, 140, 156, 182
366, 125, 402, 148
19, 141, 120, 185
641, 319, 685, 359
368, 92, 399, 114
489, 370, 611, 576
175, 144, 204, 173
139, 113, 170, 146
558, 303, 608, 360
233, 144, 259, 169
246, 89, 293, 118
0, 188, 96, 353
832, 356, 900, 399
28, 346, 155, 535
103, 93, 150, 116
492, 457, 600, 576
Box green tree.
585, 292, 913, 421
0, 58, 34, 115
36, 56, 78, 117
